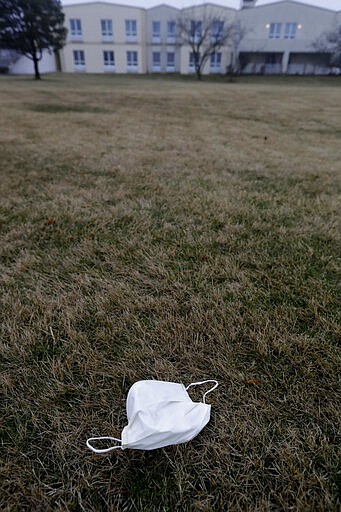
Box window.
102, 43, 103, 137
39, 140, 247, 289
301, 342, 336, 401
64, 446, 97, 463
264, 53, 282, 73
73, 50, 85, 69
127, 50, 138, 71
269, 23, 281, 39
190, 20, 202, 42
103, 50, 115, 69
167, 21, 176, 42
212, 21, 224, 39
101, 19, 113, 39
125, 19, 137, 40
189, 52, 200, 70
285, 23, 297, 39
167, 52, 175, 71
70, 19, 82, 39
266, 53, 279, 64
152, 21, 161, 40
152, 51, 161, 71
210, 52, 221, 71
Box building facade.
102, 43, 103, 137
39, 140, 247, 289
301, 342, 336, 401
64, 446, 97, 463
3, 0, 340, 76
146, 5, 180, 74
238, 1, 338, 75
178, 4, 237, 75
61, 2, 148, 73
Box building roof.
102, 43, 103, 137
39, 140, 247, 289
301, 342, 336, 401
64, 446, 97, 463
252, 0, 338, 12
62, 0, 339, 13
147, 3, 180, 9
64, 1, 147, 9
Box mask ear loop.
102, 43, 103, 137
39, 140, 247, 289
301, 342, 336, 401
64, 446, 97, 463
86, 436, 122, 454
185, 380, 219, 404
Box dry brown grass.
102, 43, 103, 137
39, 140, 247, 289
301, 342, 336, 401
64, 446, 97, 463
0, 73, 340, 511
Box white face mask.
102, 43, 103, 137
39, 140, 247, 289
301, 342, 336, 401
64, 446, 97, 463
86, 379, 218, 453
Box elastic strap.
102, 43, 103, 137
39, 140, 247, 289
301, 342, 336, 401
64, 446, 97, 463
86, 436, 122, 454
185, 380, 218, 404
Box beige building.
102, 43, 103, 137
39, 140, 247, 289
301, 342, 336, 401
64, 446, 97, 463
61, 2, 148, 73
59, 0, 340, 76
61, 1, 245, 75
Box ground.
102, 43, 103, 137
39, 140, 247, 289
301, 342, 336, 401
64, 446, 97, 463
0, 73, 340, 511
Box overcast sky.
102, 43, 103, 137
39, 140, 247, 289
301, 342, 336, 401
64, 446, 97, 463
61, 0, 340, 10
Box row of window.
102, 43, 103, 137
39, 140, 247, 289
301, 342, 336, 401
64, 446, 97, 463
188, 52, 222, 68
268, 22, 301, 39
73, 50, 173, 68
152, 21, 176, 38
73, 50, 222, 70
71, 17, 303, 42
69, 18, 226, 41
189, 20, 224, 39
70, 18, 176, 40
151, 51, 175, 68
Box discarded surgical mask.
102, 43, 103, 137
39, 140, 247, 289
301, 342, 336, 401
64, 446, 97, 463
86, 379, 218, 453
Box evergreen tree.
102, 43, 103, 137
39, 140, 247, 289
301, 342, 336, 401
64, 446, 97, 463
0, 0, 67, 79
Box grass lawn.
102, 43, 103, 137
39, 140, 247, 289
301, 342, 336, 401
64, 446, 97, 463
0, 73, 340, 511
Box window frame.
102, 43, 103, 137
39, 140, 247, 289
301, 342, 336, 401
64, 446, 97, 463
73, 49, 85, 70
70, 18, 82, 40
152, 20, 161, 42
167, 20, 176, 43
167, 51, 175, 71
210, 51, 222, 71
269, 22, 282, 39
152, 51, 161, 71
284, 22, 297, 39
127, 50, 138, 71
103, 50, 115, 70
189, 51, 200, 71
125, 19, 137, 41
190, 20, 202, 43
101, 19, 113, 40
211, 21, 224, 40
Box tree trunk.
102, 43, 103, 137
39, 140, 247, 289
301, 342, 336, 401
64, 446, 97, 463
33, 53, 41, 80
196, 66, 202, 80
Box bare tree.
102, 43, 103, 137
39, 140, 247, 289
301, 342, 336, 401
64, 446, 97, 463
313, 24, 341, 70
227, 20, 249, 81
176, 7, 246, 80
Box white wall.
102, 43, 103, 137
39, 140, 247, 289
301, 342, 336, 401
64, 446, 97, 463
9, 51, 57, 75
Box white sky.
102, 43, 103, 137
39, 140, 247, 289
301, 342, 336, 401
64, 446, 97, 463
61, 0, 340, 11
